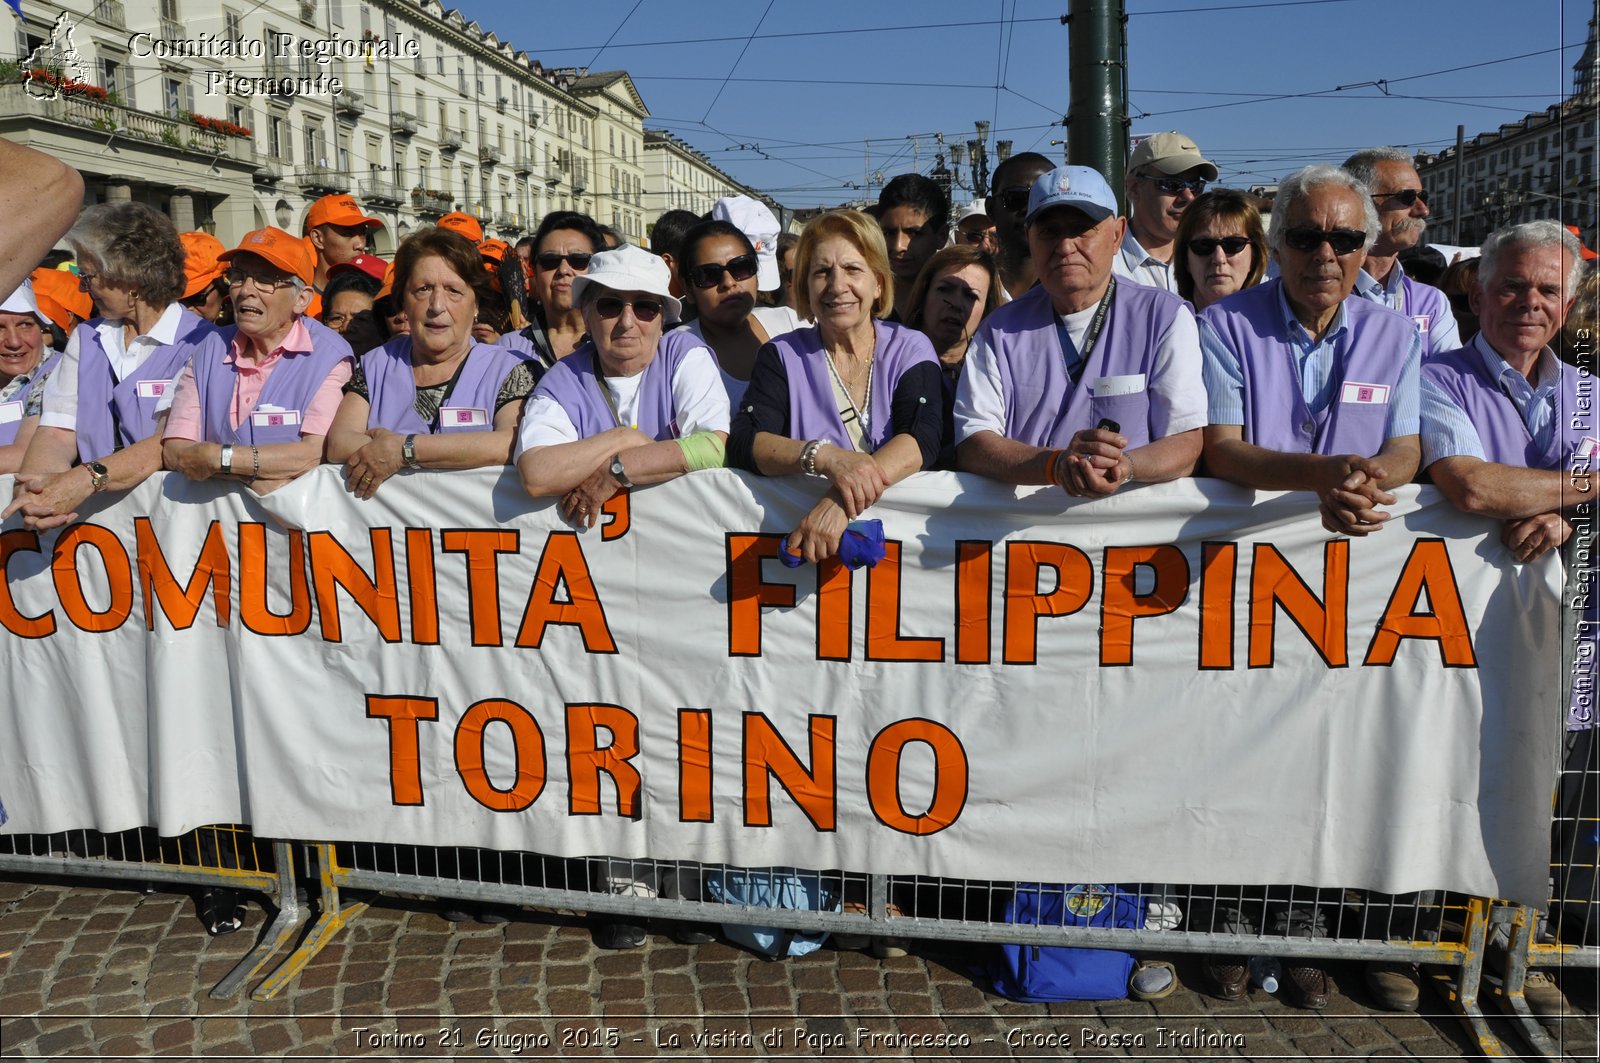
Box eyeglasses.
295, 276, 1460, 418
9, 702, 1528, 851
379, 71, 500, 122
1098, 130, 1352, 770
76, 271, 97, 291
1186, 236, 1252, 257
687, 254, 758, 289
1373, 188, 1428, 208
996, 188, 1031, 214
1136, 173, 1207, 197
1282, 226, 1367, 256
536, 251, 593, 272
225, 269, 297, 292
957, 228, 996, 245
593, 295, 664, 323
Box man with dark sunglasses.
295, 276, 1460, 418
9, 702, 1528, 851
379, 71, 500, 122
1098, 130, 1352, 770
1115, 132, 1218, 293
985, 151, 1056, 300
1196, 167, 1422, 1012
1344, 148, 1462, 356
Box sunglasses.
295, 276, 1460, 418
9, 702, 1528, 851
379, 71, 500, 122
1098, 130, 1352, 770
593, 295, 664, 323
1186, 236, 1252, 257
1283, 226, 1366, 256
997, 188, 1031, 214
536, 251, 593, 272
1373, 188, 1428, 208
1137, 173, 1207, 196
687, 254, 758, 289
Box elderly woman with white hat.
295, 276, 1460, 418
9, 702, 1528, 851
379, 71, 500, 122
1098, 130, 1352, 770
0, 279, 63, 472
517, 243, 730, 525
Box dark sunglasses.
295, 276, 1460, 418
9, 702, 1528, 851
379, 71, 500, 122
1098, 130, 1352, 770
1283, 226, 1367, 256
687, 254, 758, 289
1186, 236, 1252, 257
536, 251, 593, 272
997, 188, 1031, 214
593, 295, 664, 323
1137, 173, 1207, 196
1373, 188, 1428, 208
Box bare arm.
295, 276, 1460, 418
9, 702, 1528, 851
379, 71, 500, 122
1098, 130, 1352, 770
5, 429, 163, 528
518, 425, 654, 498
0, 416, 41, 475
403, 400, 523, 471
0, 140, 83, 297
1428, 455, 1594, 519
323, 391, 375, 463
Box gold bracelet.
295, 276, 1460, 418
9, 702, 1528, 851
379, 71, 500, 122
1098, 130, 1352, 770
249, 446, 260, 482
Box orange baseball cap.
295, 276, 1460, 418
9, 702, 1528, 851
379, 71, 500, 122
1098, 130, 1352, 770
1566, 225, 1599, 261
479, 238, 510, 263
179, 231, 227, 299
377, 261, 398, 300
29, 267, 92, 331
306, 193, 382, 231
437, 212, 483, 243
219, 228, 315, 287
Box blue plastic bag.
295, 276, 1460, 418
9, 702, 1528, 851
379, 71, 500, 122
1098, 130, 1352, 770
700, 866, 840, 957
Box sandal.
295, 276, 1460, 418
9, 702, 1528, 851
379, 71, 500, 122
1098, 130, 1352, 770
1130, 959, 1179, 1001
837, 901, 909, 956
200, 888, 245, 936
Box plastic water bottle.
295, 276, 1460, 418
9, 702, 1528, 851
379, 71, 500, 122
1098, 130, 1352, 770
1248, 955, 1281, 993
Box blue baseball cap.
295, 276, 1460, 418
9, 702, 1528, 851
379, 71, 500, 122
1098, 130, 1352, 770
1025, 165, 1119, 225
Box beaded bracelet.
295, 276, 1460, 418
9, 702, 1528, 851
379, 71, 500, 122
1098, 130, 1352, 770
800, 439, 824, 477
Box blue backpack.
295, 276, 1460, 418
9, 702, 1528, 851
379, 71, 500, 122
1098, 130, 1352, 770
991, 883, 1145, 1002
700, 866, 841, 958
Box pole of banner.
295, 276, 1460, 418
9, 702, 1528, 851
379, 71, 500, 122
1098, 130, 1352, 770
209, 840, 306, 1000
1064, 0, 1129, 213
250, 843, 368, 1002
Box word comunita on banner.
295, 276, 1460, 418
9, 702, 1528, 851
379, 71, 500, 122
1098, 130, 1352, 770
4, 518, 1477, 670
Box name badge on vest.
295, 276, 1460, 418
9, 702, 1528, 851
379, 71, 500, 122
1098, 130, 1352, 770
1577, 437, 1600, 461
135, 379, 169, 400
251, 408, 302, 429
1411, 314, 1431, 334
440, 406, 489, 428
1092, 374, 1147, 397
0, 401, 22, 425
1339, 382, 1391, 405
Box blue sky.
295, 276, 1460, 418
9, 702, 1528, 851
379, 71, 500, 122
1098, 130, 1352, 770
464, 0, 1594, 208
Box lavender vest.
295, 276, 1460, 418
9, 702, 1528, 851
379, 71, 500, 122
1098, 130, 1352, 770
192, 319, 352, 445
1201, 280, 1414, 455
982, 282, 1184, 449
0, 348, 63, 446
770, 320, 937, 453
533, 329, 698, 440
364, 337, 527, 435
74, 309, 214, 462
1426, 339, 1598, 730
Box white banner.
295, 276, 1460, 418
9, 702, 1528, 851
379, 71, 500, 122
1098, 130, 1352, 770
0, 467, 1565, 905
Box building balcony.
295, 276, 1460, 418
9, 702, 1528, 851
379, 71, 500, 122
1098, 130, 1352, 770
90, 0, 125, 28
411, 189, 453, 216
301, 165, 350, 194
439, 130, 463, 153
512, 155, 534, 177
390, 111, 419, 137
479, 145, 502, 168
334, 89, 366, 118
493, 211, 524, 232
360, 180, 405, 207
0, 83, 255, 166
252, 156, 281, 184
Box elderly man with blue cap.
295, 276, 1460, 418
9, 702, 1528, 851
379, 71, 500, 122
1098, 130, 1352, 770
954, 164, 1206, 499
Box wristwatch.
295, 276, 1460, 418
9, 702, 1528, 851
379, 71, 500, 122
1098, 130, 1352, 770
402, 434, 420, 470
608, 453, 634, 489
219, 443, 235, 476
85, 461, 109, 493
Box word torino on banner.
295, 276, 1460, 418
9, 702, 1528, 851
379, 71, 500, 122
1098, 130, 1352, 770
0, 469, 1566, 906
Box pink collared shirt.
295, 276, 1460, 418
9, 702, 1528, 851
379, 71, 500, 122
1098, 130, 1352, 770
162, 320, 351, 441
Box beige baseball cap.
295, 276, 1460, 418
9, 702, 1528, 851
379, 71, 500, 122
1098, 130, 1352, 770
1128, 131, 1218, 180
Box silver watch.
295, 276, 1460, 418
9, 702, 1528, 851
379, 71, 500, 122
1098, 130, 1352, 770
219, 443, 234, 476
402, 434, 420, 469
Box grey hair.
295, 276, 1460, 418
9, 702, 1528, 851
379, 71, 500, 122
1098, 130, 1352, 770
1341, 147, 1415, 190
1266, 165, 1381, 255
66, 202, 186, 309
1478, 221, 1585, 297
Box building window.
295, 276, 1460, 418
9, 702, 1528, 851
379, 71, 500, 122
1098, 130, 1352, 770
163, 76, 183, 117
99, 57, 121, 97
270, 115, 290, 162
223, 9, 241, 40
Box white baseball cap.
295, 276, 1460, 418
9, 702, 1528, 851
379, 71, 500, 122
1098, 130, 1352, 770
710, 195, 781, 291
570, 244, 683, 323
0, 279, 43, 321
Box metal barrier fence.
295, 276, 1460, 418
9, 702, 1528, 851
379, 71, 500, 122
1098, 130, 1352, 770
0, 825, 302, 1000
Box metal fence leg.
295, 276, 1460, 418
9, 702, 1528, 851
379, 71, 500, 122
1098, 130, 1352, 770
1486, 904, 1565, 1059
208, 840, 305, 1000
1427, 896, 1510, 1057
250, 842, 367, 1002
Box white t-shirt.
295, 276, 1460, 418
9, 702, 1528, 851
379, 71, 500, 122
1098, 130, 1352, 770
516, 345, 730, 454
954, 298, 1207, 443
38, 303, 189, 431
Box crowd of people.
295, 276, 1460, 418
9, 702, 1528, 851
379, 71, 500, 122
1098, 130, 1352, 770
0, 128, 1594, 1013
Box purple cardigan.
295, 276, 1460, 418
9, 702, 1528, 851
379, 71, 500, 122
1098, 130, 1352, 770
533, 329, 700, 440
190, 319, 352, 444
363, 337, 527, 434
73, 309, 214, 461
767, 320, 937, 452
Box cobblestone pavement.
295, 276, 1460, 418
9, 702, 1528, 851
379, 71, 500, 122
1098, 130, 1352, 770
0, 875, 1595, 1060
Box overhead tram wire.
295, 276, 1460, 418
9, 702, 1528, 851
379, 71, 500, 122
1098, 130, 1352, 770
699, 0, 779, 124
584, 0, 648, 70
